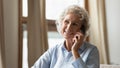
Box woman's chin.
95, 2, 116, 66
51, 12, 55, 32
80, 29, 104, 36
63, 35, 73, 39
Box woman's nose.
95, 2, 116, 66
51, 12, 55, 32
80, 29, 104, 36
66, 23, 73, 31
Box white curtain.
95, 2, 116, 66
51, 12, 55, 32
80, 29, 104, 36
28, 0, 48, 67
88, 0, 109, 64
0, 0, 6, 68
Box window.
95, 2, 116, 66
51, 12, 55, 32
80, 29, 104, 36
22, 0, 28, 68
18, 0, 28, 68
22, 0, 28, 67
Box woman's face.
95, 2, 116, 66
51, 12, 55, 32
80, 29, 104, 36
60, 13, 82, 40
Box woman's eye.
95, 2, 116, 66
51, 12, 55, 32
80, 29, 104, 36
64, 20, 69, 24
72, 23, 79, 26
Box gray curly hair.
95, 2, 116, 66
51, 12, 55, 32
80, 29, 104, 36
56, 5, 89, 36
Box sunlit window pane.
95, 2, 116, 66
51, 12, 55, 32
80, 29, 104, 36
46, 0, 85, 20
22, 0, 28, 68
22, 0, 28, 17
22, 23, 28, 68
48, 32, 64, 48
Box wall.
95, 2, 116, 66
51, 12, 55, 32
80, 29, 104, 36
3, 0, 18, 68
105, 0, 120, 64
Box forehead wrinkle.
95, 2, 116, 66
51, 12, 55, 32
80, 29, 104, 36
64, 14, 82, 24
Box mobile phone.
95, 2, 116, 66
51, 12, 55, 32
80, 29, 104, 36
80, 24, 85, 35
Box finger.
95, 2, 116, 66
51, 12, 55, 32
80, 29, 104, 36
73, 37, 76, 43
76, 32, 85, 39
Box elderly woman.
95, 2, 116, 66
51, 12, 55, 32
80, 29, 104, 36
32, 5, 99, 68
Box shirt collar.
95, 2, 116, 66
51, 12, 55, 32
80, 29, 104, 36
60, 40, 87, 53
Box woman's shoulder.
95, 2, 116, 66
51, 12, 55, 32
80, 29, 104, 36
85, 41, 97, 47
84, 41, 98, 51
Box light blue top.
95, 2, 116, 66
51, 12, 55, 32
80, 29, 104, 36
32, 41, 99, 68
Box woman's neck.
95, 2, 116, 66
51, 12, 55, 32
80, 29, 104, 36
65, 39, 73, 51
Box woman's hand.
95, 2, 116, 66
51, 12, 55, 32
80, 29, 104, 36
71, 32, 85, 59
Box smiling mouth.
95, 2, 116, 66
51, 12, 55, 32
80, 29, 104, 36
64, 32, 74, 35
